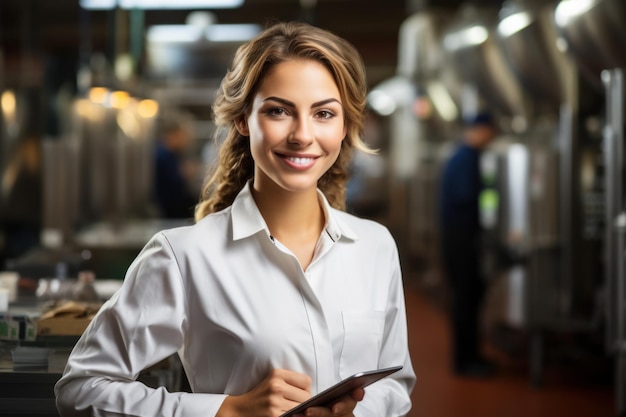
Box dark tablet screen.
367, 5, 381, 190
280, 365, 403, 417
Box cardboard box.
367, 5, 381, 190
37, 301, 101, 336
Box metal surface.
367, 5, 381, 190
397, 12, 446, 83
555, 0, 626, 86
603, 68, 624, 352
42, 139, 80, 244
145, 37, 248, 80
615, 213, 626, 415
558, 104, 575, 316
602, 67, 625, 416
441, 5, 526, 120
496, 0, 565, 112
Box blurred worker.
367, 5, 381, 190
153, 118, 199, 219
0, 134, 43, 268
438, 112, 497, 378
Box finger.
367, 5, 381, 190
331, 393, 360, 416
274, 368, 312, 392
350, 387, 365, 402
298, 406, 332, 417
266, 369, 312, 406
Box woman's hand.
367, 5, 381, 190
294, 387, 365, 417
217, 369, 312, 417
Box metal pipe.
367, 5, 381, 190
614, 212, 626, 415
558, 103, 574, 315
603, 67, 625, 417
602, 68, 624, 352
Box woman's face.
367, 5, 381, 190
238, 59, 346, 196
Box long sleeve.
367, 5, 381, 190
54, 234, 227, 417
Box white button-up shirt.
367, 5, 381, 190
55, 183, 416, 417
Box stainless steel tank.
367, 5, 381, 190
496, 0, 566, 112
554, 0, 626, 87
440, 4, 527, 122
555, 1, 626, 412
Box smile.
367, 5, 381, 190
286, 156, 315, 165
278, 153, 319, 170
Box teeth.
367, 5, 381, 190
286, 156, 314, 165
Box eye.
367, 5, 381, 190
316, 110, 336, 120
266, 107, 288, 117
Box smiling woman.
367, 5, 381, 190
54, 21, 416, 417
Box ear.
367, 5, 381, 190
235, 118, 250, 136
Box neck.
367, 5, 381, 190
252, 183, 325, 270
252, 185, 324, 241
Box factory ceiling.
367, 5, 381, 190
0, 0, 506, 88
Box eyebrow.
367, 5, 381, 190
263, 96, 342, 108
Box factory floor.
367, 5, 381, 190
403, 275, 615, 417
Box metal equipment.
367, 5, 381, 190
377, 0, 621, 402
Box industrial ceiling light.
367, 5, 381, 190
442, 25, 489, 51
426, 81, 458, 122
367, 76, 416, 116
498, 11, 532, 38
205, 24, 261, 42
146, 23, 260, 43
80, 0, 244, 10
146, 25, 204, 43
554, 0, 598, 26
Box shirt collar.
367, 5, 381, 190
231, 181, 358, 242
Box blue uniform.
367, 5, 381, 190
438, 141, 486, 372
154, 143, 197, 219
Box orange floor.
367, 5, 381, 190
403, 283, 615, 417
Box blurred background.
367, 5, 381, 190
0, 0, 623, 415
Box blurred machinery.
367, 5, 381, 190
370, 0, 625, 412
0, 12, 259, 280
553, 0, 626, 411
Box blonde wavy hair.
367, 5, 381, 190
195, 21, 373, 221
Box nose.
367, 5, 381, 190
288, 116, 314, 146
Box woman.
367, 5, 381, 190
55, 21, 415, 417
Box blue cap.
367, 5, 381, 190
464, 112, 494, 127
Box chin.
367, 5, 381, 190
275, 178, 320, 193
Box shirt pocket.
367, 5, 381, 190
339, 310, 385, 378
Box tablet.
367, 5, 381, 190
280, 365, 403, 417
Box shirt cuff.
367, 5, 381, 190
178, 392, 228, 417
